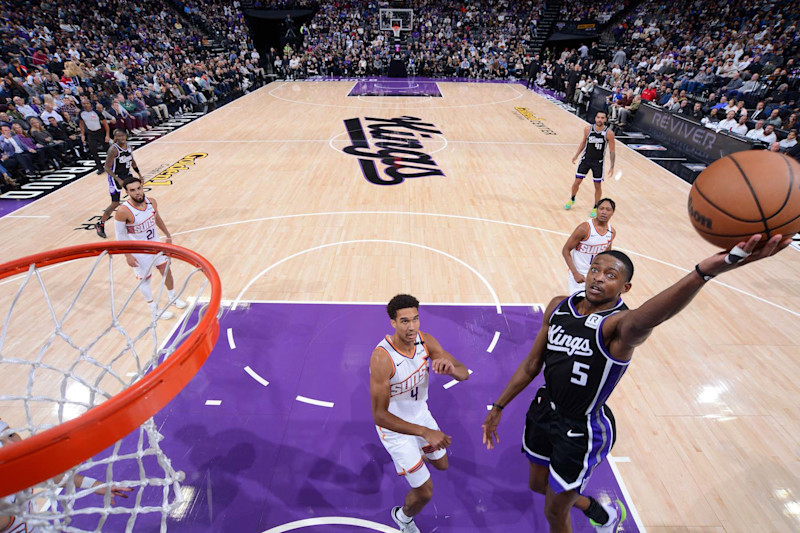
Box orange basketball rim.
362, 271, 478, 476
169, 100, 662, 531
0, 241, 221, 497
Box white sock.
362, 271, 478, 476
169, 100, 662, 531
148, 300, 158, 313
395, 507, 412, 523
138, 280, 153, 302
168, 289, 176, 300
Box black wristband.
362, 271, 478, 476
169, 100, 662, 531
694, 264, 715, 282
491, 402, 505, 411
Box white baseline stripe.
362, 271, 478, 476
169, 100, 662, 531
443, 369, 473, 389
159, 138, 576, 146
221, 299, 543, 307
226, 327, 236, 349
5, 215, 51, 218
487, 331, 501, 353
296, 395, 334, 408
608, 455, 647, 533
231, 239, 502, 315
244, 366, 269, 387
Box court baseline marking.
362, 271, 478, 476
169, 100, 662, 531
156, 138, 577, 146
171, 210, 800, 319
267, 80, 525, 110
608, 455, 648, 533
230, 239, 503, 315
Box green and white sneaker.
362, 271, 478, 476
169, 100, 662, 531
590, 499, 627, 532
564, 199, 575, 210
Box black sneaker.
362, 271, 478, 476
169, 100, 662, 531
95, 222, 107, 238
96, 167, 104, 175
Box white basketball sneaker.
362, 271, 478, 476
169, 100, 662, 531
391, 507, 420, 533
171, 298, 188, 309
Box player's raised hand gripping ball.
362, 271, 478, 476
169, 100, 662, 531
688, 151, 800, 250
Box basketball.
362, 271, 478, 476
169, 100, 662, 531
688, 151, 800, 249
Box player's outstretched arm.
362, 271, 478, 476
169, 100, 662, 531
607, 234, 791, 360
369, 347, 451, 450
423, 333, 469, 381
482, 296, 562, 450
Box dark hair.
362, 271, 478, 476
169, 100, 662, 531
114, 128, 127, 137
387, 294, 420, 319
595, 250, 634, 281
122, 176, 142, 190
595, 110, 607, 117
597, 198, 616, 211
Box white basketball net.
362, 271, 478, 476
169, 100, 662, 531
0, 249, 212, 532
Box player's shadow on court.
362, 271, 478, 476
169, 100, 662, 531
170, 422, 263, 526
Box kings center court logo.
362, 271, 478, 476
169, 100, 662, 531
341, 116, 445, 185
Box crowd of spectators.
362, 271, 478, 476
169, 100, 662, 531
0, 0, 265, 191
559, 0, 631, 25
3, 0, 799, 191
263, 0, 544, 80
528, 0, 799, 156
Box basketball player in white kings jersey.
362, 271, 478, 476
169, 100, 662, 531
0, 419, 131, 532
113, 177, 186, 320
370, 294, 469, 533
562, 198, 616, 294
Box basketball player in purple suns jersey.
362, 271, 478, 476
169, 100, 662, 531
370, 294, 470, 533
482, 233, 791, 533
563, 198, 616, 295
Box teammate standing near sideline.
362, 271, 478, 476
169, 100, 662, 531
566, 111, 615, 218
96, 129, 140, 239
482, 233, 790, 533
370, 294, 469, 533
562, 198, 616, 294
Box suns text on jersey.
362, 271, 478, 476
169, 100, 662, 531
390, 363, 428, 397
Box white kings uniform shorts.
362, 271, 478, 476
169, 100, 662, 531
133, 253, 169, 280
376, 408, 446, 488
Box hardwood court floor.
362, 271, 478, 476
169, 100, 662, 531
1, 81, 799, 532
